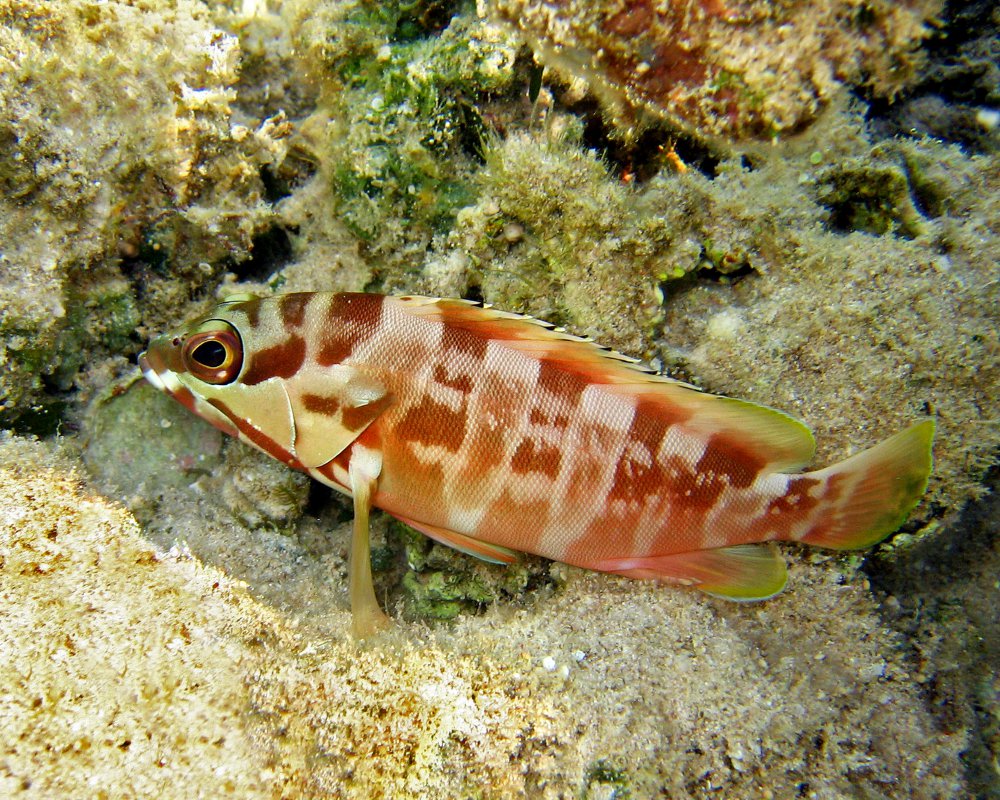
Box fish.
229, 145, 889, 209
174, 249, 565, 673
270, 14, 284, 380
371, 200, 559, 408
139, 292, 934, 637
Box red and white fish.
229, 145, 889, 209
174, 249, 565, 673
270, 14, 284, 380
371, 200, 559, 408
140, 292, 934, 636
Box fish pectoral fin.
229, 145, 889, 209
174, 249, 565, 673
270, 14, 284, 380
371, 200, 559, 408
393, 514, 520, 565
289, 365, 393, 469
594, 543, 788, 601
348, 445, 391, 639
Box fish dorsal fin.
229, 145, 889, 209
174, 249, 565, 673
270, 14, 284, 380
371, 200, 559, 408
651, 395, 815, 472
595, 543, 789, 601
286, 364, 394, 469
393, 296, 815, 472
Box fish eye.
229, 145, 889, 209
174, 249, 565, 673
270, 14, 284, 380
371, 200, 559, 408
192, 340, 228, 368
181, 321, 243, 385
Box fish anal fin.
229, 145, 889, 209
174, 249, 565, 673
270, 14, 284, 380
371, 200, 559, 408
288, 365, 393, 469
595, 543, 788, 601
394, 514, 519, 565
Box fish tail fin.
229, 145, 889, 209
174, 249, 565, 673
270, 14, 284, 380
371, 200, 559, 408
798, 419, 935, 550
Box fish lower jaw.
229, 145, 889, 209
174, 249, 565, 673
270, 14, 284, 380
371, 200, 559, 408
138, 353, 166, 392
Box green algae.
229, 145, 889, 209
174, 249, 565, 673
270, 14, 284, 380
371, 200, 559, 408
302, 3, 518, 280
51, 282, 141, 390
395, 520, 538, 620
402, 568, 493, 620
582, 760, 631, 799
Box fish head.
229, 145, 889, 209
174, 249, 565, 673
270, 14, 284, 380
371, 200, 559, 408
139, 294, 294, 449
140, 292, 393, 470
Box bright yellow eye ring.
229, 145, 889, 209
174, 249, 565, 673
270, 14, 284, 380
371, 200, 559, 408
181, 320, 243, 385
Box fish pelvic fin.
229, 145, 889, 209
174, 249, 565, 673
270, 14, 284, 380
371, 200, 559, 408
348, 444, 391, 639
798, 419, 935, 550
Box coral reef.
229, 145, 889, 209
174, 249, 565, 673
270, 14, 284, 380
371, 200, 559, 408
488, 0, 944, 141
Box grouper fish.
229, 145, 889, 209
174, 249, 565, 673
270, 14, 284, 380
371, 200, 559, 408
140, 292, 934, 637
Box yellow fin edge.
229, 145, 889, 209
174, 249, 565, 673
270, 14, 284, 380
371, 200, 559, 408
595, 543, 789, 601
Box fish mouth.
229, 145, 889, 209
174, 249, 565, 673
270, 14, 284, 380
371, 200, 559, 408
138, 342, 183, 394
138, 351, 166, 391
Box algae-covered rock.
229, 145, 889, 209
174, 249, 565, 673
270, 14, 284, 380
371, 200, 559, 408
0, 0, 285, 425
396, 520, 542, 620
437, 126, 765, 354
0, 267, 143, 430
83, 380, 224, 514
489, 0, 943, 142
84, 379, 309, 533
815, 155, 927, 238
874, 0, 1000, 154
441, 128, 670, 351
216, 442, 311, 531
287, 2, 521, 283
